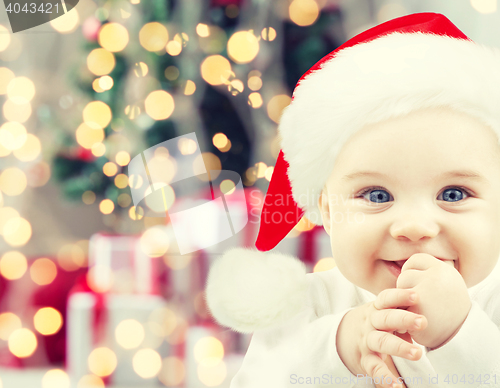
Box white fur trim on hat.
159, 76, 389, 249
279, 32, 500, 225
205, 248, 308, 333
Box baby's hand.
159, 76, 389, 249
396, 253, 471, 349
337, 288, 427, 388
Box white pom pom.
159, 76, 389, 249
205, 248, 308, 333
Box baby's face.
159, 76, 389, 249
318, 107, 500, 296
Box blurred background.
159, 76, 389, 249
0, 0, 498, 387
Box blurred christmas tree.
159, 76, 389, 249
52, 0, 345, 225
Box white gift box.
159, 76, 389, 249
67, 292, 169, 387
88, 233, 159, 295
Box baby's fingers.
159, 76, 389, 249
367, 330, 421, 361
371, 308, 427, 335
362, 353, 403, 388
374, 288, 417, 310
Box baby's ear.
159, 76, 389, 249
318, 188, 331, 235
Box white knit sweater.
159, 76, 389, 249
230, 258, 500, 388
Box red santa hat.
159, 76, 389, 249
206, 13, 500, 333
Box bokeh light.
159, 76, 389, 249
50, 8, 79, 33
103, 162, 118, 177
82, 191, 96, 205
264, 166, 274, 181
166, 41, 182, 56
34, 307, 63, 335
0, 207, 19, 235
470, 0, 497, 13
212, 133, 228, 149
194, 337, 224, 365
267, 94, 292, 123
0, 312, 22, 340
98, 23, 129, 52
115, 319, 145, 349
227, 31, 259, 64
42, 369, 70, 388
0, 25, 11, 53
57, 243, 86, 271
140, 226, 169, 257
134, 62, 149, 77
129, 206, 144, 220
124, 104, 141, 119
229, 79, 244, 95
87, 48, 116, 76
193, 152, 221, 181
184, 80, 196, 95
13, 133, 41, 161
255, 162, 267, 178
3, 99, 32, 123
7, 76, 35, 104
92, 79, 105, 93
144, 183, 175, 212
3, 217, 32, 247
178, 137, 197, 155
248, 92, 263, 108
76, 123, 105, 149
261, 27, 277, 41
77, 375, 105, 388
8, 328, 37, 358
133, 349, 162, 378
289, 0, 319, 26
97, 76, 114, 91
83, 101, 112, 130
158, 357, 185, 386
115, 151, 130, 166
99, 199, 115, 215
197, 361, 227, 386
91, 142, 106, 157
220, 179, 236, 195
200, 55, 232, 86
294, 216, 316, 232
164, 66, 179, 80
248, 76, 262, 91
0, 122, 27, 150
0, 251, 27, 280
88, 347, 117, 377
117, 193, 131, 207
196, 23, 210, 37
313, 257, 337, 273
145, 90, 175, 120
0, 167, 27, 196
139, 22, 169, 52
114, 174, 128, 188
30, 258, 58, 286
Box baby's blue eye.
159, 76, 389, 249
440, 188, 467, 202
358, 187, 392, 203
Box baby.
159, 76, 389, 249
206, 13, 500, 388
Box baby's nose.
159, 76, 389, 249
389, 214, 439, 242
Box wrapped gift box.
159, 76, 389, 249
67, 292, 169, 387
